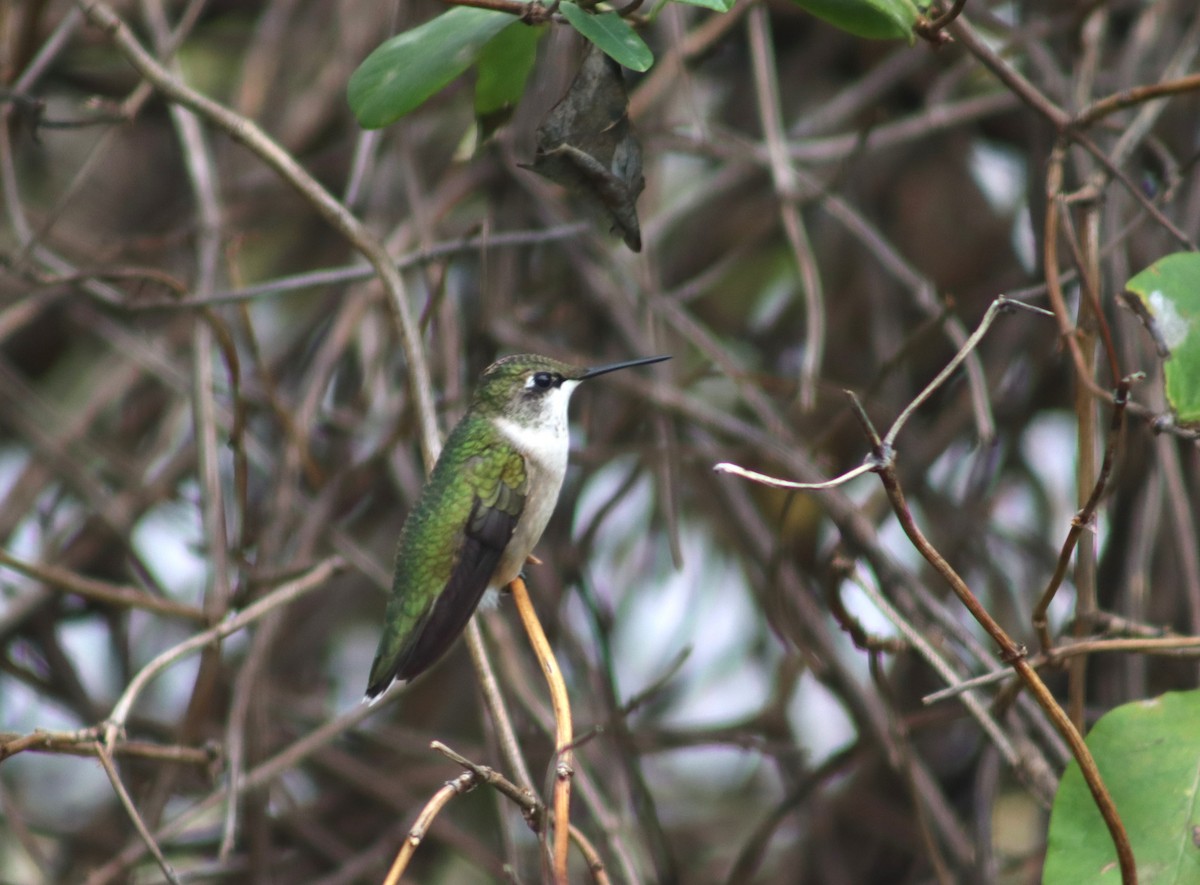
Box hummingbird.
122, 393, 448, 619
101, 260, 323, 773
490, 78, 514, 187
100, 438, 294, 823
365, 352, 669, 702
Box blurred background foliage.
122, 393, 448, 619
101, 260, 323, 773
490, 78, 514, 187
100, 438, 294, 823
2, 1, 1200, 883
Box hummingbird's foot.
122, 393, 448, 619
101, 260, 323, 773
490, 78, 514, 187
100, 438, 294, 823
500, 556, 544, 594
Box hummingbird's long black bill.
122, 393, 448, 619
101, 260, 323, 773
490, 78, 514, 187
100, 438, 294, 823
579, 354, 670, 380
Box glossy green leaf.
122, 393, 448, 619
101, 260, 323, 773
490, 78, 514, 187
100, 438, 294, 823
1044, 690, 1200, 883
670, 0, 736, 11
348, 7, 517, 129
475, 23, 543, 139
1126, 252, 1200, 425
559, 4, 654, 72
788, 0, 919, 41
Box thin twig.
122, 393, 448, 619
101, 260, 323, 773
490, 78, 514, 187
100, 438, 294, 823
95, 742, 180, 885
441, 0, 560, 24
864, 440, 1137, 883
712, 460, 875, 490
0, 729, 214, 766
948, 17, 1071, 129
883, 296, 1054, 448
85, 699, 380, 884
381, 770, 480, 885
465, 619, 538, 794
868, 655, 955, 885
569, 823, 612, 885
715, 294, 1055, 492
509, 576, 574, 885
76, 0, 441, 467
1071, 130, 1196, 250
1074, 72, 1200, 127
805, 176, 996, 443
1032, 379, 1132, 651
102, 557, 342, 749
836, 562, 1033, 787
826, 563, 907, 655
925, 634, 1200, 704
0, 550, 207, 621
748, 5, 825, 409
219, 612, 285, 861
1045, 141, 1099, 733
920, 0, 968, 36
121, 225, 588, 308
431, 740, 544, 824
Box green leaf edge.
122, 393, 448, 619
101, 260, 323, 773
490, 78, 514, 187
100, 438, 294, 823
1125, 251, 1200, 424
559, 4, 654, 72
474, 22, 544, 119
348, 7, 517, 129
669, 0, 736, 11
788, 0, 920, 42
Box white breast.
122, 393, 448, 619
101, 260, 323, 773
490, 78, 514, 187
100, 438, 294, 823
492, 415, 570, 472
491, 409, 572, 587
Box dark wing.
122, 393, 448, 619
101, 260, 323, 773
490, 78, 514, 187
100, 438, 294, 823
392, 486, 520, 680
365, 475, 524, 698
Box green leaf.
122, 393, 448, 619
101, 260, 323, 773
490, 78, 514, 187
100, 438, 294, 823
1126, 252, 1200, 425
1044, 690, 1200, 883
787, 0, 919, 41
475, 23, 544, 139
670, 0, 736, 11
348, 7, 517, 129
559, 5, 654, 72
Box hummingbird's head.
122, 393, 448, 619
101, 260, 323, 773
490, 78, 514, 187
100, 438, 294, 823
474, 354, 586, 427
473, 353, 670, 427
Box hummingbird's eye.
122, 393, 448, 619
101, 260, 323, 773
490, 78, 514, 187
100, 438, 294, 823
531, 372, 556, 389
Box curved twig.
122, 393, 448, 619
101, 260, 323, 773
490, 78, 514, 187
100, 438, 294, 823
76, 0, 440, 468
382, 770, 480, 885
863, 443, 1137, 883
95, 742, 180, 885
509, 575, 574, 885
1032, 380, 1132, 651
102, 558, 342, 750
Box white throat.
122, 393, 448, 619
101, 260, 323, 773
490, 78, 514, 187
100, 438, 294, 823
492, 380, 579, 468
